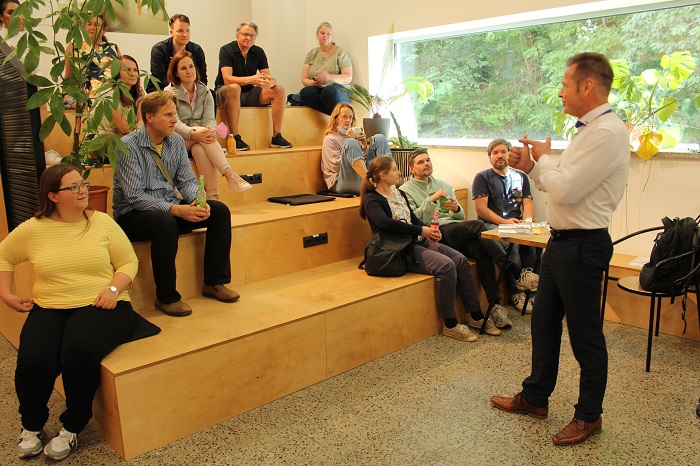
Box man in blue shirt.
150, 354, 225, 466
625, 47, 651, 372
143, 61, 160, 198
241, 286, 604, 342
473, 139, 539, 312
113, 92, 238, 317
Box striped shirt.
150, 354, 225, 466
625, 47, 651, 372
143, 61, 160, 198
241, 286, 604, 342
0, 212, 138, 308
112, 125, 198, 220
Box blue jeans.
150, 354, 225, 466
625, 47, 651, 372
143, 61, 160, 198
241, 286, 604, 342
299, 84, 350, 115
335, 134, 390, 194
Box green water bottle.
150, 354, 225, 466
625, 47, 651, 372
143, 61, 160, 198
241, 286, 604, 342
438, 197, 448, 213
196, 175, 207, 207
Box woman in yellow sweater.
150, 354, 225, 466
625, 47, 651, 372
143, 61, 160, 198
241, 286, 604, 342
0, 165, 139, 461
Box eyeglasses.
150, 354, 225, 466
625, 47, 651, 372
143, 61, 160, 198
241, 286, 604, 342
57, 181, 90, 194
238, 32, 256, 38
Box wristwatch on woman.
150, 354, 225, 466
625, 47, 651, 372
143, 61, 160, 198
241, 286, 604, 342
107, 285, 118, 296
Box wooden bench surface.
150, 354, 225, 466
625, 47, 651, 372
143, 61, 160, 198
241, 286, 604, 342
103, 257, 433, 375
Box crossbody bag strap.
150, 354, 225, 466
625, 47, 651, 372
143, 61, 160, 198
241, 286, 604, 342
149, 150, 184, 200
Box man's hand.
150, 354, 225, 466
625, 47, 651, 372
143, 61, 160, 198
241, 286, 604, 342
508, 136, 535, 173
429, 188, 448, 203
171, 201, 211, 222
519, 136, 551, 161
441, 198, 459, 212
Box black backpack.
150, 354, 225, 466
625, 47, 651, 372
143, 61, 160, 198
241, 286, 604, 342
639, 215, 700, 294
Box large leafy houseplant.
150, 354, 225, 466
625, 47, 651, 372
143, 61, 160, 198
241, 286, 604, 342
3, 0, 167, 178
343, 23, 434, 120
542, 51, 699, 160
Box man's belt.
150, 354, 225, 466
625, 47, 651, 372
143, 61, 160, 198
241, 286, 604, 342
549, 228, 608, 240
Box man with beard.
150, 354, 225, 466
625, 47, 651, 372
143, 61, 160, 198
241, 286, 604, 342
472, 139, 539, 312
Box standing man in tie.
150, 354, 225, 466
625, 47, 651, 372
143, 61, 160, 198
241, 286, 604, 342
490, 52, 629, 445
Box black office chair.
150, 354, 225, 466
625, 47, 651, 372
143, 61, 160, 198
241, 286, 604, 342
601, 227, 700, 372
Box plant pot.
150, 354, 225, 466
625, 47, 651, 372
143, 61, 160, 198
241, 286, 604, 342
363, 117, 390, 138
390, 148, 414, 187
88, 185, 110, 213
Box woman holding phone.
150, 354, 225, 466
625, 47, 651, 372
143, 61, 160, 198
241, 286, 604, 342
321, 103, 390, 194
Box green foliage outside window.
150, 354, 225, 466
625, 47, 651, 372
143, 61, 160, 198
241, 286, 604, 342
398, 4, 700, 150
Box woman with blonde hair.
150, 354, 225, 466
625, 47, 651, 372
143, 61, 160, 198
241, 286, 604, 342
360, 156, 500, 342
165, 50, 251, 196
300, 22, 352, 115
321, 102, 389, 194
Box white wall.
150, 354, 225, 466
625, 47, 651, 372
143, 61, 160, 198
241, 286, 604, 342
33, 0, 696, 256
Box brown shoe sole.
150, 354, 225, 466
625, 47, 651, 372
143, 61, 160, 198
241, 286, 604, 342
203, 291, 240, 303
155, 301, 192, 317
491, 396, 548, 419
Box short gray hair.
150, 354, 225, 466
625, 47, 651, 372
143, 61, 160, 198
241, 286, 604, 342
487, 138, 511, 155
236, 22, 258, 35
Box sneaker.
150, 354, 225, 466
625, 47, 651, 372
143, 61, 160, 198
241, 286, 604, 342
516, 267, 539, 291
17, 428, 43, 458
227, 172, 253, 192
234, 134, 250, 151
465, 315, 501, 336
155, 299, 193, 317
271, 133, 293, 148
442, 323, 477, 342
43, 428, 77, 461
490, 304, 513, 329
202, 284, 240, 303
511, 293, 534, 313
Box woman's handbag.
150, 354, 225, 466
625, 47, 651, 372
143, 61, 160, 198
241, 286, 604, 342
358, 231, 417, 277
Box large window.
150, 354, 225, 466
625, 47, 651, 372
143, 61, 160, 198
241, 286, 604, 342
389, 1, 700, 151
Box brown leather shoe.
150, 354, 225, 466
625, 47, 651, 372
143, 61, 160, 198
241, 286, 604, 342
552, 417, 602, 445
202, 284, 240, 303
490, 393, 548, 419
155, 299, 192, 317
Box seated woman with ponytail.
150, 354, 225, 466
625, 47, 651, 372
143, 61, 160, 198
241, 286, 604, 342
360, 155, 502, 342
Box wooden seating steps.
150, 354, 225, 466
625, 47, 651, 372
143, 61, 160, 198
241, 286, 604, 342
0, 105, 482, 459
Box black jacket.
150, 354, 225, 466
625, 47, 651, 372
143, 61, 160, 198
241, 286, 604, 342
147, 37, 208, 93
362, 190, 425, 237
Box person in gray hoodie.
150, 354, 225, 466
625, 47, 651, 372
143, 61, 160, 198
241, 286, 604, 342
165, 51, 251, 197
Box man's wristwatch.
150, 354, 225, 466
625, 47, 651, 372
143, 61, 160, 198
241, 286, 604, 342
107, 285, 118, 297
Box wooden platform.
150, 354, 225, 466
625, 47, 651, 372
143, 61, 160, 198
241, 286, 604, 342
1, 106, 479, 460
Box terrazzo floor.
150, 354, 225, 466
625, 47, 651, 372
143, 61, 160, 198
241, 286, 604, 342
0, 308, 699, 465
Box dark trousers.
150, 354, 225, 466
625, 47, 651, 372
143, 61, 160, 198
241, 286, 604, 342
117, 200, 232, 303
521, 231, 612, 422
440, 220, 505, 303
407, 241, 481, 319
299, 84, 351, 115
483, 222, 537, 295
15, 302, 136, 433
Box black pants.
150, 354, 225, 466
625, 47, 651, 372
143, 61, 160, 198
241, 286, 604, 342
15, 302, 136, 433
521, 231, 612, 422
440, 220, 505, 303
117, 200, 232, 303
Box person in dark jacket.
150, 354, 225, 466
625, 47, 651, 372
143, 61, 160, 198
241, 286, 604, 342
147, 14, 207, 93
360, 155, 499, 343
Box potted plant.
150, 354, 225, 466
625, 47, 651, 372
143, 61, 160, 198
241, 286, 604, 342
5, 0, 166, 210
343, 22, 434, 138
542, 51, 699, 160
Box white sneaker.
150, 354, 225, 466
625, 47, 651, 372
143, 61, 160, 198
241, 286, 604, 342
17, 428, 43, 458
43, 428, 77, 461
490, 304, 513, 329
511, 292, 534, 313
227, 173, 253, 192
465, 315, 501, 336
516, 267, 539, 291
442, 323, 477, 342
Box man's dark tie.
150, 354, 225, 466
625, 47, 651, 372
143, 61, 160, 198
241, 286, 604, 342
575, 120, 586, 128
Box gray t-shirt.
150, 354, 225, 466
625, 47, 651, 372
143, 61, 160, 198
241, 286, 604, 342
304, 46, 352, 87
